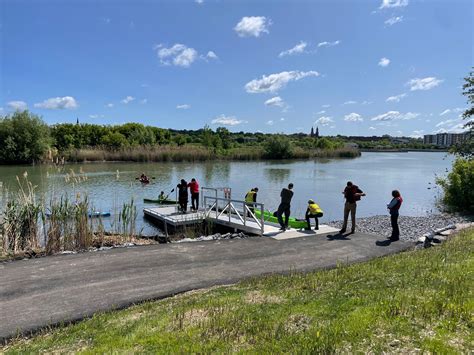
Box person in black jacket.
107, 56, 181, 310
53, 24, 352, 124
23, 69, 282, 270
177, 179, 188, 213
277, 183, 294, 231
387, 190, 403, 241
340, 181, 366, 234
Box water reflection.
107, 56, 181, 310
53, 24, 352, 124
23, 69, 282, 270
264, 168, 291, 185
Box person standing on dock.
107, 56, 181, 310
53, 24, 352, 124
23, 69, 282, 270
177, 179, 188, 213
387, 190, 403, 241
340, 181, 366, 234
188, 178, 200, 211
277, 183, 294, 231
245, 187, 259, 217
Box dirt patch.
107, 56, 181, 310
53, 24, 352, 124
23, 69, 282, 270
284, 314, 312, 334
244, 290, 284, 304
183, 309, 210, 327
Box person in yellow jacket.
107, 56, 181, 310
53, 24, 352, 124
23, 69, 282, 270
245, 187, 258, 217
305, 199, 324, 230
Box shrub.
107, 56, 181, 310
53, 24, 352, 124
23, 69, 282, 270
437, 158, 474, 213
263, 135, 294, 159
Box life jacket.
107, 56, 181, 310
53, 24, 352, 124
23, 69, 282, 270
308, 203, 323, 215
245, 190, 256, 203
345, 185, 361, 202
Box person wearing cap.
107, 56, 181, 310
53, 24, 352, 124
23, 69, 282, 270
245, 187, 259, 217
305, 199, 323, 231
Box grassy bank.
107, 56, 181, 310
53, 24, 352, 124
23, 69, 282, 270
3, 229, 473, 353
63, 146, 360, 163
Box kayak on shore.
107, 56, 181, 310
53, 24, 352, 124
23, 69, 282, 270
254, 210, 307, 229
143, 198, 178, 205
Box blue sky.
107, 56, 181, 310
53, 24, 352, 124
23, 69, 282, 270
1, 0, 472, 136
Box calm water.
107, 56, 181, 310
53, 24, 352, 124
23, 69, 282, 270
0, 152, 453, 235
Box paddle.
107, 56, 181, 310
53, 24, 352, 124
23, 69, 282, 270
164, 188, 175, 200
135, 177, 156, 180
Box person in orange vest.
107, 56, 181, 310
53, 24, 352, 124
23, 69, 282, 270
305, 199, 324, 230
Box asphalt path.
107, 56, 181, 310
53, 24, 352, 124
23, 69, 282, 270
0, 231, 411, 343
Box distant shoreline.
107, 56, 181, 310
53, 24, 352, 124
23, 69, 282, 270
360, 148, 449, 153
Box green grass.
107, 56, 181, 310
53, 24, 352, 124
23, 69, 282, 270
3, 229, 473, 353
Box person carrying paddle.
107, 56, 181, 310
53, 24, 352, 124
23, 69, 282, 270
158, 191, 166, 202
245, 187, 258, 217
177, 179, 188, 213
340, 181, 366, 234
187, 178, 200, 211
305, 199, 323, 231
277, 183, 294, 231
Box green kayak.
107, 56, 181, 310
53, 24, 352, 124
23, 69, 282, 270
254, 210, 307, 229
143, 198, 178, 205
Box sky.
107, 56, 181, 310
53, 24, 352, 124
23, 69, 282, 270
1, 0, 472, 137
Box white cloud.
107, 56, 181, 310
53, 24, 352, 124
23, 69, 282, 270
140, 99, 147, 104
155, 43, 198, 67
106, 103, 114, 108
317, 40, 340, 48
369, 126, 376, 130
206, 51, 218, 60
177, 104, 191, 109
378, 57, 390, 67
234, 16, 271, 38
440, 108, 463, 116
279, 41, 307, 57
435, 118, 457, 127
195, 0, 204, 3
406, 77, 443, 91
264, 96, 285, 107
343, 100, 357, 105
385, 16, 403, 26
361, 100, 372, 105
34, 96, 78, 110
266, 120, 274, 126
316, 110, 326, 114
211, 114, 246, 126
7, 101, 28, 111
89, 114, 104, 119
386, 93, 407, 102
314, 116, 334, 126
371, 111, 419, 121
379, 0, 409, 9
245, 70, 319, 93
344, 113, 363, 122
280, 117, 285, 121
121, 96, 135, 104
322, 104, 331, 108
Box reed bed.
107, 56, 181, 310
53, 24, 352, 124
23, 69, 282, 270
63, 145, 359, 163
0, 175, 138, 259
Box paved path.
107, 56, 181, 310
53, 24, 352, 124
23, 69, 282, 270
0, 231, 411, 342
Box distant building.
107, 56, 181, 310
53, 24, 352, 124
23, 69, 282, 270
310, 126, 320, 138
423, 132, 471, 147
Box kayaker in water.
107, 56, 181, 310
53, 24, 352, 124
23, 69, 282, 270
277, 183, 294, 231
245, 187, 258, 217
158, 191, 166, 201
305, 199, 323, 231
187, 178, 200, 211
177, 179, 188, 212
139, 173, 150, 184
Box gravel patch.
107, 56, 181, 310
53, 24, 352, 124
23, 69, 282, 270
327, 214, 473, 242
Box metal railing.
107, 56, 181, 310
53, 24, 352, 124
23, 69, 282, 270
203, 195, 265, 235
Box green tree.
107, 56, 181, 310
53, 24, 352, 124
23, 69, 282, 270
201, 125, 213, 148
437, 158, 474, 213
452, 69, 474, 159
101, 132, 128, 149
263, 135, 293, 159
0, 111, 51, 164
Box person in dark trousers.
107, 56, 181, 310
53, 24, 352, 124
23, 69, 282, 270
187, 178, 200, 211
177, 179, 188, 213
387, 190, 403, 241
277, 183, 294, 231
305, 199, 323, 231
340, 181, 366, 234
245, 187, 258, 217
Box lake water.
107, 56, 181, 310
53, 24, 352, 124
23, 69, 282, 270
0, 152, 453, 235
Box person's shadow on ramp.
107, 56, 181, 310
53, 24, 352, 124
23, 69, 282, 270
326, 233, 351, 241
